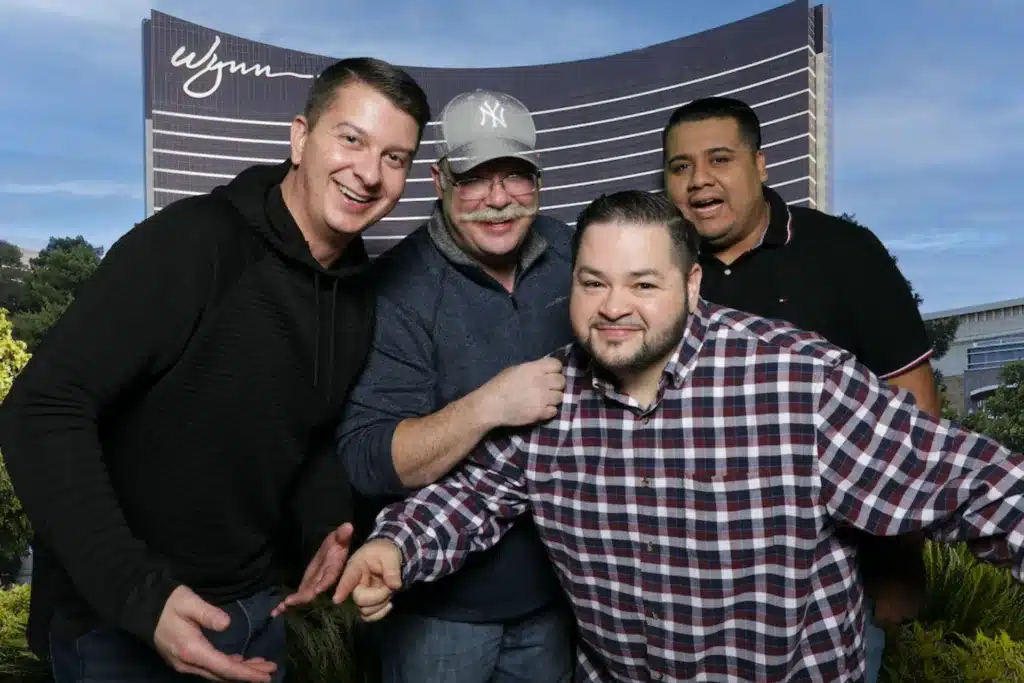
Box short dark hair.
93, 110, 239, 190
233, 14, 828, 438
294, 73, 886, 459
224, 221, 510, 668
571, 191, 701, 272
303, 57, 432, 145
662, 96, 762, 159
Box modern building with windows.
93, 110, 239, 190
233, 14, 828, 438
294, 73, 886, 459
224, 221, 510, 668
926, 297, 1024, 413
141, 0, 832, 257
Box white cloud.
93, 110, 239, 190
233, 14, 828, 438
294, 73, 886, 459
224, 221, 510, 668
0, 181, 142, 199
882, 230, 1010, 253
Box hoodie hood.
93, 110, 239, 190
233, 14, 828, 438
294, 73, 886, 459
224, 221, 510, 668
212, 160, 370, 278
211, 160, 373, 401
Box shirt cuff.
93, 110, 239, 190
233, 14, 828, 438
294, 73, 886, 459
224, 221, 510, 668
368, 521, 421, 585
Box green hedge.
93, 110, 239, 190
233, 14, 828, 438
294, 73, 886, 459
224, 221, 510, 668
0, 583, 41, 681
1, 542, 1022, 681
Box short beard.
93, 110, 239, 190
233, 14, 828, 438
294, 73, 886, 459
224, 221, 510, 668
583, 292, 690, 379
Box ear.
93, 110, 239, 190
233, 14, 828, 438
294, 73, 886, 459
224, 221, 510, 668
290, 115, 311, 167
686, 263, 702, 314
755, 149, 767, 183
430, 164, 444, 199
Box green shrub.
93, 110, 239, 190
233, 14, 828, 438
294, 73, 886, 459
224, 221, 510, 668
882, 622, 1024, 682
879, 541, 1024, 682
916, 541, 1024, 640
0, 455, 32, 582
0, 584, 45, 682
0, 308, 34, 579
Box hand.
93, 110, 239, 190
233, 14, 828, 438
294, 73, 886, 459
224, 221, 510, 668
332, 539, 403, 622
154, 586, 277, 682
479, 357, 565, 428
270, 522, 354, 617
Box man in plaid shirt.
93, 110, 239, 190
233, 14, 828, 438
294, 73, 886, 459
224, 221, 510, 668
331, 190, 1024, 682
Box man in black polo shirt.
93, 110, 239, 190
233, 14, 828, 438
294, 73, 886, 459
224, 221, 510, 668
661, 96, 941, 683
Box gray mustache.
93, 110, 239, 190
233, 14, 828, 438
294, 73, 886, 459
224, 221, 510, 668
459, 205, 536, 223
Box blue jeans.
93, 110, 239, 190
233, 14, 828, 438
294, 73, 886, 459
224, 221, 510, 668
376, 605, 574, 683
863, 598, 885, 683
49, 587, 286, 683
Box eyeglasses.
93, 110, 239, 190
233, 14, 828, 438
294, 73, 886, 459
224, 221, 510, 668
446, 172, 540, 201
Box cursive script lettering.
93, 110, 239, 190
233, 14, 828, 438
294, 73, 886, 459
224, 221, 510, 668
170, 36, 314, 99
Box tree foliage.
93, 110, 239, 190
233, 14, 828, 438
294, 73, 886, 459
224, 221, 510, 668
0, 308, 34, 578
0, 242, 27, 315
1, 236, 103, 351
957, 361, 1024, 452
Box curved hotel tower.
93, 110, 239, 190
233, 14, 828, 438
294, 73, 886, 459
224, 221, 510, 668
142, 0, 832, 256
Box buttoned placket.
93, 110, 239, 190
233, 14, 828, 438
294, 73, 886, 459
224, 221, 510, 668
629, 400, 665, 683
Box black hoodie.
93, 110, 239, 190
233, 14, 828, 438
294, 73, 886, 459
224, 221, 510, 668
0, 161, 373, 656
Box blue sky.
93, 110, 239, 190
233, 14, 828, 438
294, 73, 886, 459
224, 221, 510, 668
0, 0, 1020, 314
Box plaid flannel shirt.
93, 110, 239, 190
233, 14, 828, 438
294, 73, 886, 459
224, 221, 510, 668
370, 298, 1024, 682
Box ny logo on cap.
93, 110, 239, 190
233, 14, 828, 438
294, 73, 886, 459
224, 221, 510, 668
478, 99, 507, 128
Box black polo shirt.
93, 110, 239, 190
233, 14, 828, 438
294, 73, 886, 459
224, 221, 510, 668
699, 186, 933, 380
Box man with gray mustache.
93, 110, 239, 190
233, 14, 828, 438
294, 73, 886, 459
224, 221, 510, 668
336, 89, 575, 683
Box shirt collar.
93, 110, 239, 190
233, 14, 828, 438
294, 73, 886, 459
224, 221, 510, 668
757, 184, 794, 248
663, 296, 712, 388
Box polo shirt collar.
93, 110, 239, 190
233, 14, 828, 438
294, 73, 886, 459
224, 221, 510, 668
758, 184, 794, 248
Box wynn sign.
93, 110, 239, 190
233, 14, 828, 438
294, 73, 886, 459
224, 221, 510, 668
142, 1, 833, 257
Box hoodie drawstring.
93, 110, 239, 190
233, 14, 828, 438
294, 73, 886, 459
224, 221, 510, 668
313, 272, 321, 388
311, 271, 339, 402
328, 279, 338, 401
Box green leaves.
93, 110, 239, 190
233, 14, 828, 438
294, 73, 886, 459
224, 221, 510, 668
882, 541, 1024, 681
0, 236, 103, 351
957, 362, 1024, 453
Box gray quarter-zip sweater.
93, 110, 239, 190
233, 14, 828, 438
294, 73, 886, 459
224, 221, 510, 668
337, 201, 574, 621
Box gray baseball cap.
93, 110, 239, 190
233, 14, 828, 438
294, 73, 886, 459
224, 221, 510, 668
436, 89, 541, 174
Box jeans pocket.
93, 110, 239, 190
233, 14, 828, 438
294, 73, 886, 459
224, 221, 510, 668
203, 588, 286, 669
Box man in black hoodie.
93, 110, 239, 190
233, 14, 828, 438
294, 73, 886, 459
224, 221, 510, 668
0, 57, 430, 683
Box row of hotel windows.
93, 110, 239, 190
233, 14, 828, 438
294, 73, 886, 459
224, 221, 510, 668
966, 334, 1024, 371
959, 304, 1024, 326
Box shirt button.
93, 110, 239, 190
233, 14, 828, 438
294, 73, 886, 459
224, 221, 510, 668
640, 478, 650, 487
652, 672, 662, 681
723, 268, 732, 275
647, 541, 655, 552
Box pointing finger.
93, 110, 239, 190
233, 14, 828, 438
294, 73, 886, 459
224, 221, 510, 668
333, 523, 355, 545
332, 564, 364, 604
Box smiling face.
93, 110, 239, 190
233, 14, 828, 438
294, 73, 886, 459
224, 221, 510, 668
289, 79, 420, 243
570, 219, 701, 386
432, 157, 540, 269
663, 116, 768, 254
